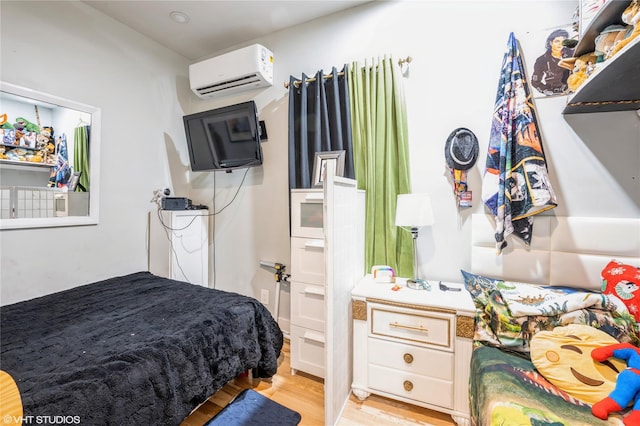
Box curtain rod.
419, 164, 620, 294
284, 56, 412, 89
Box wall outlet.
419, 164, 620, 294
260, 289, 269, 305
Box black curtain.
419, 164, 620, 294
288, 66, 354, 189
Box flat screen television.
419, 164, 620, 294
183, 100, 263, 171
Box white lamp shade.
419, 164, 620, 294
395, 193, 434, 227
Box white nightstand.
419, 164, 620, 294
351, 275, 475, 426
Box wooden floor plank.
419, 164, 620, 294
181, 340, 455, 426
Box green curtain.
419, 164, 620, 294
73, 125, 90, 191
348, 56, 413, 278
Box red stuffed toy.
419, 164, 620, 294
592, 342, 640, 425
601, 260, 640, 322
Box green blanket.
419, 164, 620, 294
470, 345, 625, 425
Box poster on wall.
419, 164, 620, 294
521, 23, 579, 98
580, 0, 607, 37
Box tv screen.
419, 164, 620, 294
183, 101, 263, 171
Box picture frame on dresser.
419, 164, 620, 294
312, 150, 345, 187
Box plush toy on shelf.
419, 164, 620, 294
562, 0, 639, 93
608, 0, 640, 58
560, 52, 598, 92
13, 117, 40, 133
591, 342, 640, 425
594, 24, 628, 60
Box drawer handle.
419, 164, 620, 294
304, 194, 324, 201
303, 287, 325, 297
302, 330, 325, 344
390, 322, 429, 334
403, 353, 414, 364
304, 240, 325, 249
403, 380, 413, 392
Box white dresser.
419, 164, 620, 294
148, 209, 209, 287
351, 276, 475, 426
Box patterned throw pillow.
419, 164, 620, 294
602, 260, 640, 322
530, 324, 626, 405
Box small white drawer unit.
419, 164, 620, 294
289, 171, 365, 425
351, 276, 475, 426
290, 188, 327, 378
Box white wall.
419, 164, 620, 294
2, 1, 638, 334
0, 1, 189, 304
246, 0, 639, 298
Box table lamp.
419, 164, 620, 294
395, 193, 434, 290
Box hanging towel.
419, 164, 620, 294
482, 32, 557, 254
54, 133, 71, 188
74, 125, 90, 191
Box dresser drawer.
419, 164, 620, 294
368, 337, 453, 381
291, 281, 325, 332
291, 190, 324, 239
290, 325, 325, 378
291, 236, 325, 285
368, 363, 453, 409
369, 304, 454, 350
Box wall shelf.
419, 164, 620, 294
563, 0, 640, 114
575, 0, 630, 57
0, 159, 52, 170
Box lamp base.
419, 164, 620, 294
406, 278, 431, 291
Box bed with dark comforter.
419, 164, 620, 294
0, 272, 283, 426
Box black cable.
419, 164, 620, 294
212, 167, 250, 215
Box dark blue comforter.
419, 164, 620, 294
0, 272, 283, 425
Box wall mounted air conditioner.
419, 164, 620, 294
189, 44, 273, 99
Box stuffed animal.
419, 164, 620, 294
13, 117, 40, 133
601, 260, 640, 322
36, 126, 54, 150
591, 342, 640, 425
36, 133, 49, 149
609, 0, 640, 58
594, 25, 628, 60
562, 52, 598, 92
13, 129, 24, 146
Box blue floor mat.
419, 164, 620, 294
205, 388, 301, 425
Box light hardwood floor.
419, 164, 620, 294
181, 340, 455, 426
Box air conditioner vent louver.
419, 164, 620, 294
189, 44, 273, 99
195, 73, 262, 96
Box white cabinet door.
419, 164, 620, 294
168, 211, 208, 286
149, 210, 209, 286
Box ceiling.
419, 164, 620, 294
83, 1, 370, 61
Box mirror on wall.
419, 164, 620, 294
0, 82, 101, 230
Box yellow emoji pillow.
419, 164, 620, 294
530, 324, 626, 404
